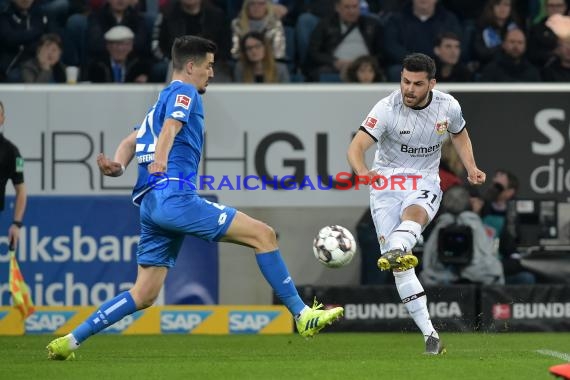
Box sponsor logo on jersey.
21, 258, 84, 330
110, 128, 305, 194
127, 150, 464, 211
364, 117, 377, 129
25, 311, 76, 333
175, 94, 191, 109
400, 143, 441, 154
229, 311, 280, 333
399, 130, 411, 135
435, 118, 449, 135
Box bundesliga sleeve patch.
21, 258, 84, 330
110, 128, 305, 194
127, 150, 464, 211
175, 94, 191, 109
364, 117, 378, 129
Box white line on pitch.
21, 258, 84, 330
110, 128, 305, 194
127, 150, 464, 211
535, 349, 570, 362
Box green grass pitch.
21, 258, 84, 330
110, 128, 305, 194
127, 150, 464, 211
1, 333, 569, 379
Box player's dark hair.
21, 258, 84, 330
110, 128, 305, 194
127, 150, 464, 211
171, 36, 217, 72
402, 53, 436, 80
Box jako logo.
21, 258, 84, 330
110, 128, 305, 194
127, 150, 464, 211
229, 311, 279, 334
101, 311, 144, 334
25, 311, 76, 334
399, 130, 411, 135
160, 311, 212, 333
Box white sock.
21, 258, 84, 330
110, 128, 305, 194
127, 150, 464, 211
385, 220, 422, 252
295, 306, 310, 321
393, 269, 438, 341
66, 333, 80, 350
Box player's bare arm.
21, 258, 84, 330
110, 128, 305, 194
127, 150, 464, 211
347, 130, 379, 180
97, 130, 137, 177
450, 128, 486, 185
148, 118, 183, 174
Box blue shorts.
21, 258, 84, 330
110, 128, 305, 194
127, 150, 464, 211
136, 189, 237, 268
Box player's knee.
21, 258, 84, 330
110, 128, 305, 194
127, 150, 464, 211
255, 222, 278, 249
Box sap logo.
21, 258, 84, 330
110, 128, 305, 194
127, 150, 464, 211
229, 311, 279, 334
160, 311, 212, 333
0, 312, 7, 322
25, 311, 76, 334
399, 130, 411, 135
101, 311, 143, 334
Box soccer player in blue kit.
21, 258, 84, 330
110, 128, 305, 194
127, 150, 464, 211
47, 36, 343, 360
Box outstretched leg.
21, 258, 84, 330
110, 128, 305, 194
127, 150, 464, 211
222, 211, 343, 337
47, 265, 168, 360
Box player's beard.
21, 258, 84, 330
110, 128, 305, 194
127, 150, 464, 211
404, 89, 429, 108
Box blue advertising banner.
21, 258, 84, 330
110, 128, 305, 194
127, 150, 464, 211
0, 196, 218, 306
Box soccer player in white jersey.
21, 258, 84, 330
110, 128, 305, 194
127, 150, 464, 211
347, 53, 486, 354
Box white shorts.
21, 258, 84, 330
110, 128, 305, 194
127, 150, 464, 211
369, 176, 442, 246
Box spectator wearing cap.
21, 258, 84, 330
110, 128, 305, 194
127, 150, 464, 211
87, 25, 150, 83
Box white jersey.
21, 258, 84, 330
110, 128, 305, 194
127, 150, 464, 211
360, 89, 465, 183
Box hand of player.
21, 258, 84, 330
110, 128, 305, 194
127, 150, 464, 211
148, 161, 166, 174
467, 168, 486, 185
97, 153, 124, 177
362, 170, 381, 186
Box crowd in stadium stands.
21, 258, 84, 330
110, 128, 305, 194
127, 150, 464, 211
0, 0, 569, 83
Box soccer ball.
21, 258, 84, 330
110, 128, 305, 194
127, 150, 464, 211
313, 225, 356, 268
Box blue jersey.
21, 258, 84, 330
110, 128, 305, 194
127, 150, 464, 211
132, 80, 204, 204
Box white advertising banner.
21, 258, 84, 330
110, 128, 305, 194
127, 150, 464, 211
1, 85, 390, 206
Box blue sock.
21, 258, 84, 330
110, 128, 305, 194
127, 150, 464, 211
256, 249, 306, 316
72, 291, 137, 343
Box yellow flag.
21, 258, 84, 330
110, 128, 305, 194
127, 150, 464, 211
9, 246, 35, 319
